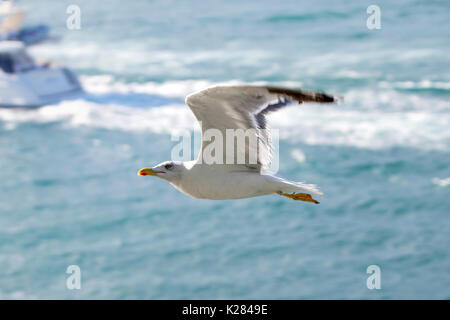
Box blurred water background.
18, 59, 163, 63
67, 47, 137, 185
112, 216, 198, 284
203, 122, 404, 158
0, 0, 449, 299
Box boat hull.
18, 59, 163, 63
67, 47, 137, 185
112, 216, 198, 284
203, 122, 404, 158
0, 66, 83, 108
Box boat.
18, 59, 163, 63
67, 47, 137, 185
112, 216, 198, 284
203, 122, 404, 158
1, 24, 51, 46
0, 41, 83, 108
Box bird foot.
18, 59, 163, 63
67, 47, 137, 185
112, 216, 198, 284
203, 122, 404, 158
277, 191, 319, 204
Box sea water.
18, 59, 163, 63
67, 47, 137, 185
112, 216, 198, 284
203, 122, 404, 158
0, 0, 449, 299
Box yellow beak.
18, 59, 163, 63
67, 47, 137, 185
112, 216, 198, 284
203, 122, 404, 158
138, 168, 161, 176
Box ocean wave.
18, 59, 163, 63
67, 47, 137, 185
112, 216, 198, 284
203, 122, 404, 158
344, 88, 450, 112
0, 100, 196, 133
82, 76, 450, 113
80, 76, 305, 99
29, 42, 276, 78
265, 11, 352, 23
379, 80, 450, 94
0, 77, 449, 152
1, 100, 449, 153
432, 177, 450, 187
82, 75, 223, 98
269, 105, 450, 151
291, 149, 306, 163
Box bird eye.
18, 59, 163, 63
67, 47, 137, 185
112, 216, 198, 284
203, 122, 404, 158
164, 164, 173, 170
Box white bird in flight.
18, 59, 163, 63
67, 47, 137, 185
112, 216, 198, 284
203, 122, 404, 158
138, 85, 338, 204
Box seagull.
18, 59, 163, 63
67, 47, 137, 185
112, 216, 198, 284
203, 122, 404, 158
138, 85, 338, 203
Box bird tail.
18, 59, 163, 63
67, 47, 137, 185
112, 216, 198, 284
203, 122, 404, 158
265, 175, 324, 197
293, 182, 324, 197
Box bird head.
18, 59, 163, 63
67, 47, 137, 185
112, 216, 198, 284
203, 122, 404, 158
138, 161, 185, 182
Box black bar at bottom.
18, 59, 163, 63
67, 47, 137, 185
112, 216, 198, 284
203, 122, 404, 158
0, 300, 444, 318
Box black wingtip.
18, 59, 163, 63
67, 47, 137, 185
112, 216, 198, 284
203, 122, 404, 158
318, 92, 341, 103
266, 86, 341, 104
322, 93, 335, 103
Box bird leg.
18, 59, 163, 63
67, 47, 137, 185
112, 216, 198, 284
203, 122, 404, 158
277, 191, 320, 204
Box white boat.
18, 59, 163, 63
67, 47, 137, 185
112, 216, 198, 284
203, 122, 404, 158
0, 41, 83, 108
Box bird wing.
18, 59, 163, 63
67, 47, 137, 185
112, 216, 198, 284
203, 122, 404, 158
185, 85, 337, 170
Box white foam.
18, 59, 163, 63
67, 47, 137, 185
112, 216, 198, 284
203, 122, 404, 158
343, 88, 450, 112
81, 75, 299, 99
0, 100, 196, 133
29, 42, 276, 77
432, 177, 450, 187
269, 104, 450, 151
333, 69, 370, 79
291, 149, 306, 163
82, 75, 223, 98
1, 78, 449, 152
379, 80, 450, 90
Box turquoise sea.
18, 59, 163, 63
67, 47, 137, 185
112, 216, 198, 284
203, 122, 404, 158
0, 0, 449, 299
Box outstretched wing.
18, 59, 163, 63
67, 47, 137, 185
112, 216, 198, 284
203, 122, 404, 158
185, 85, 337, 170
